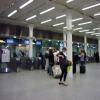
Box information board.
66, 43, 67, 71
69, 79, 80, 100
2, 49, 10, 63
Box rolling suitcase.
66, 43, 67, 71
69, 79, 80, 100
80, 66, 86, 73
52, 65, 61, 78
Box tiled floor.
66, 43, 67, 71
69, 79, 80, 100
0, 63, 100, 100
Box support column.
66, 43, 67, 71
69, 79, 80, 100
84, 35, 87, 54
98, 38, 100, 61
98, 29, 100, 61
63, 29, 67, 48
66, 12, 73, 62
66, 12, 73, 78
29, 24, 34, 59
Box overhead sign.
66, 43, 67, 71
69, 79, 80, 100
6, 39, 14, 44
24, 40, 29, 45
36, 40, 42, 46
60, 42, 64, 47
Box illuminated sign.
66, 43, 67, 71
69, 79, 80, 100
0, 40, 5, 43
6, 39, 14, 44
60, 42, 64, 47
36, 40, 42, 46
24, 40, 29, 44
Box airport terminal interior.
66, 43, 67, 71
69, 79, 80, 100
0, 0, 100, 100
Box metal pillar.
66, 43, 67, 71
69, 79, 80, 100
29, 24, 34, 59
84, 35, 87, 54
98, 38, 100, 61
66, 12, 73, 78
63, 28, 67, 48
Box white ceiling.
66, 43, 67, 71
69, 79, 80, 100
0, 0, 100, 39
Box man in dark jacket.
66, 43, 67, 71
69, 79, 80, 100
57, 51, 68, 86
48, 49, 54, 75
73, 52, 79, 74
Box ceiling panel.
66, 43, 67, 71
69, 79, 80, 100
0, 0, 14, 14
0, 0, 100, 38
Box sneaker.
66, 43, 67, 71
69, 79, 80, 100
59, 82, 63, 85
62, 82, 68, 86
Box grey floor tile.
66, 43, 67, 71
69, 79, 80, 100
0, 63, 100, 100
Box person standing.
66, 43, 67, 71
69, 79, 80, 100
57, 50, 68, 86
95, 52, 99, 63
79, 49, 86, 66
73, 52, 79, 74
39, 52, 45, 69
45, 48, 49, 71
79, 49, 86, 73
53, 48, 59, 65
48, 49, 54, 75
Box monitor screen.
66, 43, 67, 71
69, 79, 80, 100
60, 42, 64, 47
6, 39, 14, 44
24, 40, 29, 45
36, 40, 42, 46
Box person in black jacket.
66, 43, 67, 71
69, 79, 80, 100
73, 52, 79, 74
39, 52, 45, 69
95, 52, 99, 63
57, 51, 68, 85
48, 49, 54, 75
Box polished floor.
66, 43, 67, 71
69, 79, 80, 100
0, 63, 100, 100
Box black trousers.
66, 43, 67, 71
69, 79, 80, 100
60, 67, 67, 82
73, 63, 76, 74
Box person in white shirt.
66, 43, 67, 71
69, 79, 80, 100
53, 48, 59, 65
45, 48, 49, 71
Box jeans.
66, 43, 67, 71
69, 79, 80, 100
60, 67, 67, 82
80, 61, 85, 66
48, 65, 53, 75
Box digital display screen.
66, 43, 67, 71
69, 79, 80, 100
60, 42, 64, 47
24, 40, 29, 45
6, 39, 14, 44
36, 40, 42, 46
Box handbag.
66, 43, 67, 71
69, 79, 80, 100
67, 65, 71, 73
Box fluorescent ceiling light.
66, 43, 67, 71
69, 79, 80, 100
82, 3, 100, 10
96, 35, 100, 36
40, 7, 55, 15
41, 19, 52, 24
56, 14, 66, 19
63, 26, 67, 29
8, 10, 17, 17
72, 18, 83, 22
95, 33, 100, 35
74, 27, 83, 31
91, 33, 100, 35
26, 15, 37, 21
93, 28, 100, 30
94, 13, 100, 16
86, 31, 94, 34
19, 0, 34, 9
53, 22, 64, 27
66, 0, 74, 3
78, 21, 92, 26
91, 34, 96, 35
79, 30, 89, 32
